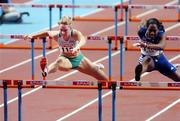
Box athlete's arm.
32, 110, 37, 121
146, 35, 166, 50
30, 31, 49, 39
73, 30, 86, 51
47, 31, 59, 39
26, 30, 58, 39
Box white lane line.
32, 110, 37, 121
56, 1, 180, 119
56, 55, 180, 121
136, 0, 177, 18
5, 1, 129, 45
0, 0, 179, 109
166, 23, 180, 31
146, 98, 180, 121
0, 49, 58, 74
56, 91, 113, 121
0, 50, 120, 108
0, 1, 179, 120
0, 0, 177, 74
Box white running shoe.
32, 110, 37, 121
173, 64, 180, 68
97, 63, 105, 70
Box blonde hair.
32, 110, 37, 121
58, 16, 72, 25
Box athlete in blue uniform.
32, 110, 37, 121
133, 18, 180, 82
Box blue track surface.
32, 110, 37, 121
0, 0, 121, 43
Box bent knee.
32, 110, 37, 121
170, 72, 180, 82
144, 56, 153, 64
56, 58, 63, 64
163, 71, 180, 82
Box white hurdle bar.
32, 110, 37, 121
1, 80, 180, 90
1, 80, 179, 121
128, 5, 180, 10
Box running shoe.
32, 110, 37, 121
40, 57, 48, 77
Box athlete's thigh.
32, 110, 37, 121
77, 57, 94, 72
56, 56, 72, 69
139, 55, 155, 71
155, 54, 176, 76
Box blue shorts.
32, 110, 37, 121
139, 53, 177, 76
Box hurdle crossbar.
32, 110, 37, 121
1, 80, 179, 121
1, 80, 180, 90
125, 36, 180, 51
0, 34, 54, 49
0, 3, 124, 22
128, 5, 180, 9
128, 4, 180, 22
0, 3, 115, 9
0, 35, 121, 50
71, 4, 124, 22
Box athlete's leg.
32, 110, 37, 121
167, 71, 180, 82
135, 55, 155, 81
77, 57, 108, 81
155, 54, 180, 82
40, 56, 72, 77
48, 56, 72, 74
162, 64, 180, 82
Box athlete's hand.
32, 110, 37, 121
70, 46, 80, 54
133, 42, 147, 48
24, 35, 33, 40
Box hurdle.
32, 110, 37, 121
127, 2, 180, 22
1, 80, 180, 121
0, 1, 124, 22
0, 35, 124, 80
0, 3, 123, 50
72, 5, 123, 22
71, 0, 124, 22
38, 36, 125, 81
0, 34, 120, 50
124, 36, 180, 51
0, 80, 111, 121
0, 3, 63, 50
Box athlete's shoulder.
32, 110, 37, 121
72, 29, 84, 39
157, 30, 165, 37
138, 27, 147, 33
138, 27, 146, 39
72, 29, 82, 35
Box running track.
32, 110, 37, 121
0, 0, 180, 121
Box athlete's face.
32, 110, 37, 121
147, 24, 158, 38
59, 24, 71, 36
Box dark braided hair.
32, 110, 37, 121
145, 18, 165, 32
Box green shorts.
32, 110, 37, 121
65, 53, 84, 69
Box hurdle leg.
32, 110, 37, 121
18, 80, 22, 121
48, 7, 53, 48
112, 82, 117, 121
114, 6, 118, 50
108, 38, 112, 81
119, 37, 124, 81
98, 82, 102, 121
42, 37, 47, 80
3, 80, 8, 121
31, 39, 35, 80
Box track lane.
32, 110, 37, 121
0, 0, 179, 120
